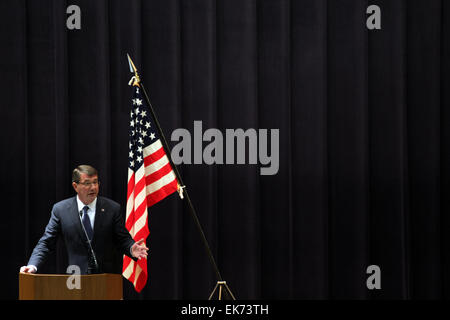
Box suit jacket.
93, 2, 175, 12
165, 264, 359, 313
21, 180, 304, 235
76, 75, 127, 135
28, 196, 135, 274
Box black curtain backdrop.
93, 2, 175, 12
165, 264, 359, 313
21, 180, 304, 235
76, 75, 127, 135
0, 0, 449, 300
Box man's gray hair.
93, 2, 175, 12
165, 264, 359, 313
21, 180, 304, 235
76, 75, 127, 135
72, 165, 98, 183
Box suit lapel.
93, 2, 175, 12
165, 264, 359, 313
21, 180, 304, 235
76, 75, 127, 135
92, 197, 105, 244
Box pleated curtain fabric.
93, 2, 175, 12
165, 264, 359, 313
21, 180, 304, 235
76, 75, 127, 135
1, 0, 449, 299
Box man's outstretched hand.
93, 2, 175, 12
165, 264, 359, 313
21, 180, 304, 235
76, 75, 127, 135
131, 238, 149, 260
20, 265, 37, 273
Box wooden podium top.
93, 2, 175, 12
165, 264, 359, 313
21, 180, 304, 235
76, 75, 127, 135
19, 272, 123, 300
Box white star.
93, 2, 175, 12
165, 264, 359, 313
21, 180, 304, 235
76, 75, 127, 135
137, 146, 143, 153
141, 131, 148, 137
140, 110, 147, 117
136, 155, 142, 163
135, 107, 140, 115
130, 160, 135, 167
138, 137, 144, 145
129, 151, 134, 158
132, 99, 137, 105
135, 98, 143, 106
150, 133, 156, 140
145, 122, 151, 129
130, 120, 135, 127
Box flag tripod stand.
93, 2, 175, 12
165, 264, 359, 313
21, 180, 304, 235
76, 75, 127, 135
208, 281, 236, 300
127, 54, 235, 300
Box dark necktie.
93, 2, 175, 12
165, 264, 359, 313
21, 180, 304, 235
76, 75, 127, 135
82, 205, 93, 241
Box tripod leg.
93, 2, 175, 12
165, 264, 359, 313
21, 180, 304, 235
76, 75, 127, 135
208, 282, 220, 300
223, 283, 236, 300
218, 284, 223, 300
209, 281, 236, 300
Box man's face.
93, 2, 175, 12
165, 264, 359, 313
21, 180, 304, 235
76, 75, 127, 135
72, 173, 99, 205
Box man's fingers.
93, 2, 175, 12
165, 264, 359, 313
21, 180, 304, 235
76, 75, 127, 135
20, 266, 35, 273
131, 239, 149, 260
137, 251, 148, 260
135, 239, 149, 250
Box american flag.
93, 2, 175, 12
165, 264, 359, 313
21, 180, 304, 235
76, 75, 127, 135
122, 84, 179, 292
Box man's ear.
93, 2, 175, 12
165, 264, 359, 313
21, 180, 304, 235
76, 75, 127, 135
72, 182, 78, 193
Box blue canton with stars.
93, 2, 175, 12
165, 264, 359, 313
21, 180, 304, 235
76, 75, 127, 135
128, 86, 158, 171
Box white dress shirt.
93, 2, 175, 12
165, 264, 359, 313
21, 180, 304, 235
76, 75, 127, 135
77, 196, 97, 230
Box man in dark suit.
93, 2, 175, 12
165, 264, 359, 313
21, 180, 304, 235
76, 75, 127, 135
20, 165, 148, 274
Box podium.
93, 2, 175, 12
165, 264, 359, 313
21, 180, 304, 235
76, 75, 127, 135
19, 273, 123, 300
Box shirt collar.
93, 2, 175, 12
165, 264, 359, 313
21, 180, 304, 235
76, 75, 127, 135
76, 195, 97, 213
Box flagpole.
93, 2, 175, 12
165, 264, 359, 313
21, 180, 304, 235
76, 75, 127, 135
126, 54, 225, 285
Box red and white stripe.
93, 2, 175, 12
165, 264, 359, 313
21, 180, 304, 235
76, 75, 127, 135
122, 139, 178, 292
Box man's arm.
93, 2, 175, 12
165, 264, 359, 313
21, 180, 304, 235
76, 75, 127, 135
111, 205, 137, 258
22, 207, 61, 272
111, 205, 148, 260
